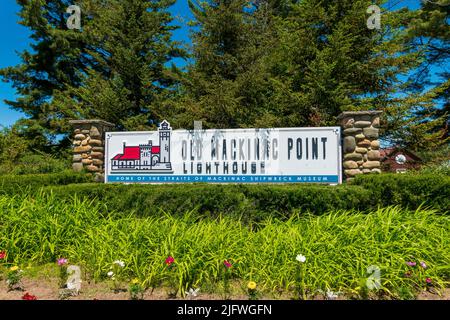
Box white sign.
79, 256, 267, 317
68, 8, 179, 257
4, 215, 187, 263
105, 121, 342, 184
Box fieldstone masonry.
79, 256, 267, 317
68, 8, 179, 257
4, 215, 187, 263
69, 120, 115, 180
338, 111, 382, 180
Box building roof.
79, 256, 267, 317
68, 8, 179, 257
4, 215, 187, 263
113, 146, 140, 161
112, 145, 161, 161
380, 147, 422, 162
151, 146, 160, 154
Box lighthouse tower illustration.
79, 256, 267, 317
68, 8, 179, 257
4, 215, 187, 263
110, 120, 173, 173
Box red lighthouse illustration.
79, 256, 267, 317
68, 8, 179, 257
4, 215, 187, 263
111, 120, 172, 173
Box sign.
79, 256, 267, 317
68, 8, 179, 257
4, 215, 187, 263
105, 121, 342, 184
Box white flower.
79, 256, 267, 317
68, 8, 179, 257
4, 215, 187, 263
296, 254, 306, 263
107, 271, 114, 277
185, 288, 200, 298
326, 290, 339, 300
113, 260, 125, 267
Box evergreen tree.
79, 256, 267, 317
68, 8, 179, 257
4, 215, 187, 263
177, 0, 423, 132
170, 0, 270, 129
398, 0, 449, 147
1, 0, 185, 141
0, 0, 88, 146
55, 0, 186, 130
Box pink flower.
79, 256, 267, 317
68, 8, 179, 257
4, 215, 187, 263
406, 261, 416, 267
57, 258, 68, 266
426, 277, 432, 284
224, 260, 232, 268
420, 261, 427, 269
0, 251, 6, 259
165, 256, 174, 266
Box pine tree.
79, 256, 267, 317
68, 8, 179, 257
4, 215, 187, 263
0, 0, 89, 145
1, 0, 186, 140
170, 0, 276, 129
55, 0, 186, 130
399, 0, 449, 147
177, 0, 423, 132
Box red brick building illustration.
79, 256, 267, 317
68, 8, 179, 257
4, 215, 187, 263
111, 120, 172, 172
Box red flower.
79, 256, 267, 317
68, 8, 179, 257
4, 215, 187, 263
426, 277, 432, 284
165, 256, 174, 266
22, 293, 37, 300
224, 260, 232, 268
0, 251, 6, 259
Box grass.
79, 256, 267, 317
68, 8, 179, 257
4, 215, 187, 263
1, 192, 449, 299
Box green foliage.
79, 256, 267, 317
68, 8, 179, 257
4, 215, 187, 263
0, 153, 71, 175
0, 171, 93, 194
0, 0, 88, 138
350, 173, 450, 212
56, 0, 187, 130
36, 183, 371, 220
387, 0, 450, 148
0, 194, 449, 299
171, 0, 423, 132
1, 172, 448, 218
1, 0, 186, 141
0, 0, 447, 155
0, 123, 71, 175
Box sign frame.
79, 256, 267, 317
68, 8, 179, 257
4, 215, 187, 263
105, 124, 342, 185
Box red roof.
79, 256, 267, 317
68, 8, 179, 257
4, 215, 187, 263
116, 146, 141, 160
152, 146, 160, 154
112, 145, 161, 161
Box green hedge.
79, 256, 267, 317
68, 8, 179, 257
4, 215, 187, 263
0, 170, 93, 194
1, 172, 448, 219
349, 173, 450, 212
42, 183, 371, 220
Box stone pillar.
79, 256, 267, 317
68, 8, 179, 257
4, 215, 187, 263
69, 120, 115, 179
337, 111, 382, 180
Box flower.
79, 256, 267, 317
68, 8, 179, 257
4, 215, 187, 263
0, 251, 6, 259
107, 271, 114, 277
223, 260, 232, 268
22, 292, 37, 300
113, 260, 125, 267
426, 277, 432, 284
57, 258, 68, 266
165, 256, 175, 266
9, 266, 19, 272
247, 281, 257, 290
420, 261, 427, 269
185, 288, 200, 298
406, 261, 416, 267
131, 278, 139, 285
296, 254, 306, 263
404, 271, 412, 278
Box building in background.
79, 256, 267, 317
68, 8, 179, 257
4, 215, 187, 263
380, 147, 422, 173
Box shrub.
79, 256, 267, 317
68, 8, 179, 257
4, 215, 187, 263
40, 183, 372, 220
349, 174, 450, 212
1, 171, 448, 218
0, 171, 93, 195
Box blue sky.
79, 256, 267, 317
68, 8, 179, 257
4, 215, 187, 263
0, 0, 438, 127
